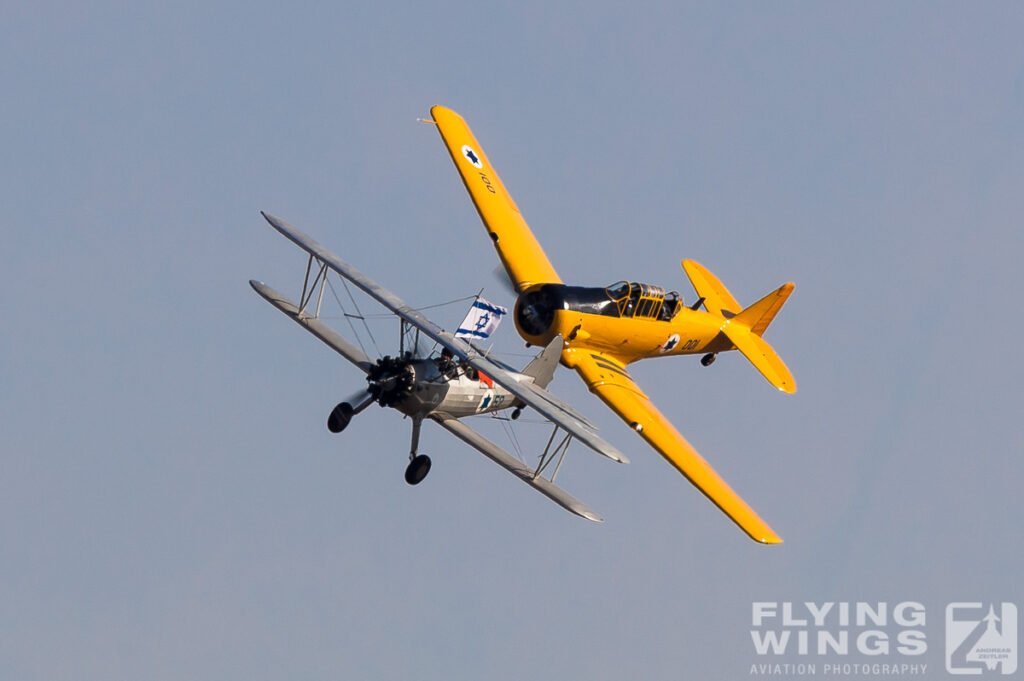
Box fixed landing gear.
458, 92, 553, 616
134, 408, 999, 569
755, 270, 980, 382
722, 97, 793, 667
327, 403, 354, 433
327, 396, 434, 486
511, 407, 523, 420
405, 454, 432, 485
327, 390, 375, 433
404, 416, 431, 485
700, 353, 717, 367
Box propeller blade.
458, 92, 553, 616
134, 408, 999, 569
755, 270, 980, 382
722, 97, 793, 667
492, 265, 517, 296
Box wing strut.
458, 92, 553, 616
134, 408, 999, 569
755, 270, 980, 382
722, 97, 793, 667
298, 253, 330, 318
260, 210, 627, 465
433, 416, 603, 522
535, 423, 573, 483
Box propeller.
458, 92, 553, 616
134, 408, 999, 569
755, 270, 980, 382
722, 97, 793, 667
492, 265, 518, 296
327, 353, 418, 432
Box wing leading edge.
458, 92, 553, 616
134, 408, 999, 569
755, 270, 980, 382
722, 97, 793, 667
430, 105, 561, 292
564, 349, 783, 544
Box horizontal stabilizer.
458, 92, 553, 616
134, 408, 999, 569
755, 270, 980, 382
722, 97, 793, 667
721, 324, 796, 393
681, 259, 741, 317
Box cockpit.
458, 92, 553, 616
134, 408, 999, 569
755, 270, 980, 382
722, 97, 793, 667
604, 281, 682, 321
516, 280, 684, 336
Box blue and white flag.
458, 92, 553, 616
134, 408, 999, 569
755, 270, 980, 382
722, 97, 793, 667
455, 298, 508, 340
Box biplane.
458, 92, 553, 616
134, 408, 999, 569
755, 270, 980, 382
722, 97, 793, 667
251, 212, 628, 522
428, 106, 796, 544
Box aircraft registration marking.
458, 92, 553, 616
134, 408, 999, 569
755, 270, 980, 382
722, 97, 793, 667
477, 171, 497, 194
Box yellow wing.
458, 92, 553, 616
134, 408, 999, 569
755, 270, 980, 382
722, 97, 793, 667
563, 349, 783, 544
430, 106, 561, 291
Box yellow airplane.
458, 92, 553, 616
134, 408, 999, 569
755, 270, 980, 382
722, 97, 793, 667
428, 106, 796, 544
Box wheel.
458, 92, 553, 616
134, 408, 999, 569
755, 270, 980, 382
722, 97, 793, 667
327, 402, 354, 433
404, 454, 432, 485
700, 353, 716, 367
511, 407, 523, 420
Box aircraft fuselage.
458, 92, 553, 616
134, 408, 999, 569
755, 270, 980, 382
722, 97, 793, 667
514, 283, 732, 366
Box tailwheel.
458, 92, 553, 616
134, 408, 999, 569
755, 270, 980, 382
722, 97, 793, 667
405, 454, 432, 485
701, 353, 717, 367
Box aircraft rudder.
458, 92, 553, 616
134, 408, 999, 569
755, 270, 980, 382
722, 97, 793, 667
521, 335, 564, 389
733, 282, 794, 336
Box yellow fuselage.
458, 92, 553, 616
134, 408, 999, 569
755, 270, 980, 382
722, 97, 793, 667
513, 283, 732, 367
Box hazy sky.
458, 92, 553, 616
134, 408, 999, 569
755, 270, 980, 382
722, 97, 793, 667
3, 2, 1022, 680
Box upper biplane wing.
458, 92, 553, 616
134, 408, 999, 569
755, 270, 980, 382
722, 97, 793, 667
563, 349, 783, 544
429, 106, 561, 292
261, 211, 627, 465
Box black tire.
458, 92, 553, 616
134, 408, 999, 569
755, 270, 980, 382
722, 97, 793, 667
405, 454, 432, 485
327, 402, 354, 433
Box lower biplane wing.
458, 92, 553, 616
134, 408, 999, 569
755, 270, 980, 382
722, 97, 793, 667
563, 349, 782, 544
432, 416, 603, 522
260, 211, 628, 465
250, 280, 374, 373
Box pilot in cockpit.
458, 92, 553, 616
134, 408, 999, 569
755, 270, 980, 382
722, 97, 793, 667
659, 291, 682, 321
437, 347, 458, 378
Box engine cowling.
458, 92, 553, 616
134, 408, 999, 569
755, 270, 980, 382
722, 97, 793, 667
514, 285, 559, 343
367, 355, 417, 407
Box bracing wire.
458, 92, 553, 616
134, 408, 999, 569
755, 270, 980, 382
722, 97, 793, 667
337, 276, 383, 358
497, 416, 526, 464
324, 276, 374, 360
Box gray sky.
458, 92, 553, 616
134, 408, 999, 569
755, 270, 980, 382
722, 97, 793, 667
3, 2, 1022, 679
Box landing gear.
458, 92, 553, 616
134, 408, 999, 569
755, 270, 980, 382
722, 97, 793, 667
327, 390, 376, 433
327, 402, 354, 433
511, 407, 523, 420
404, 416, 431, 485
700, 353, 717, 367
405, 454, 432, 485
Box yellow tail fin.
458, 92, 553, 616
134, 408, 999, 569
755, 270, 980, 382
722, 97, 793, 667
733, 282, 794, 337
682, 259, 796, 393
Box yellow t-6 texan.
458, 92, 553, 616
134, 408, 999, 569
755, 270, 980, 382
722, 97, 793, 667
429, 106, 795, 544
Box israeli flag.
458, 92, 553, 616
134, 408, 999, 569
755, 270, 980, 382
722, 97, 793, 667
455, 298, 508, 340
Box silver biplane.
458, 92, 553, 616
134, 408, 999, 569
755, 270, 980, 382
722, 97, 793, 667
250, 212, 627, 521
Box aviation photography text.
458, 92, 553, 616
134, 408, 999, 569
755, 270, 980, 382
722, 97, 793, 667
750, 601, 928, 677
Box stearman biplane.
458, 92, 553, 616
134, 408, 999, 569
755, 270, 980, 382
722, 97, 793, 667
428, 106, 796, 544
251, 212, 628, 522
